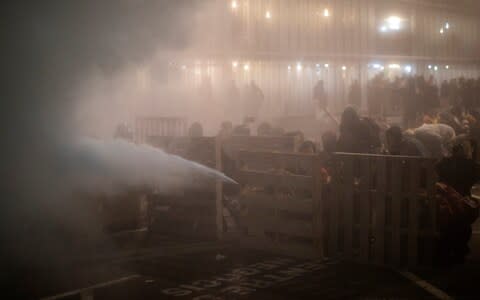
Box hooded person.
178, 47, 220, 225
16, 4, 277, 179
336, 107, 377, 153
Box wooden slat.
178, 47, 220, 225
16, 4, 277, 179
345, 224, 440, 237
408, 159, 420, 267
236, 170, 314, 190
374, 156, 387, 265
238, 151, 316, 173
343, 156, 355, 260
233, 151, 438, 267
241, 193, 313, 215
312, 155, 324, 256
391, 159, 403, 266
224, 136, 298, 153
424, 159, 438, 266
244, 215, 314, 239
334, 152, 424, 160
215, 136, 223, 240
151, 196, 215, 208
272, 182, 281, 244
359, 157, 371, 263
328, 158, 340, 258
426, 160, 437, 234
153, 214, 217, 227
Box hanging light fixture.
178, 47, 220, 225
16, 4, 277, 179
265, 10, 272, 19
323, 8, 330, 17
296, 62, 303, 71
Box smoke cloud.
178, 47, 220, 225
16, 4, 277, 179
64, 137, 235, 195
0, 1, 229, 291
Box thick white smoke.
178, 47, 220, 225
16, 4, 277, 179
63, 137, 235, 195
0, 2, 230, 291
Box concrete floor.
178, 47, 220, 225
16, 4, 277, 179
32, 239, 441, 300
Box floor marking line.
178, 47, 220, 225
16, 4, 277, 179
397, 270, 454, 300
40, 274, 140, 300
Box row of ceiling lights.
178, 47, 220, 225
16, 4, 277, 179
233, 62, 450, 71
231, 0, 330, 19
232, 2, 450, 36
172, 62, 451, 73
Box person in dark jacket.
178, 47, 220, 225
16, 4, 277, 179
435, 140, 480, 265
314, 80, 327, 111
385, 126, 428, 157
336, 107, 378, 153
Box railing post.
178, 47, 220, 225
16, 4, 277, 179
328, 155, 339, 259
313, 154, 324, 257
374, 156, 387, 265
215, 135, 224, 240
359, 157, 371, 263
425, 159, 438, 266
391, 158, 403, 266
408, 159, 420, 268
343, 156, 354, 260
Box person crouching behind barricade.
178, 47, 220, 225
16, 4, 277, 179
435, 140, 480, 266
385, 126, 429, 157
413, 121, 456, 158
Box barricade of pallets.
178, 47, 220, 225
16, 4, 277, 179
144, 135, 303, 240
135, 117, 187, 144
233, 151, 438, 267
144, 133, 440, 267
323, 153, 438, 267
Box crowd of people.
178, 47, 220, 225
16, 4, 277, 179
334, 103, 480, 266
116, 73, 480, 267
201, 98, 480, 267
365, 74, 480, 127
